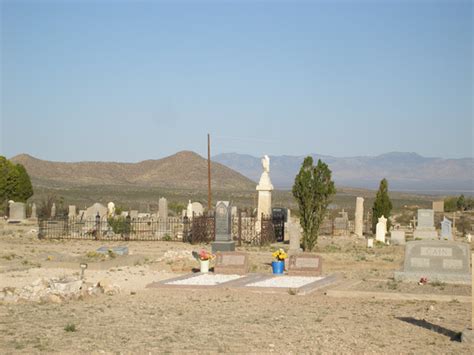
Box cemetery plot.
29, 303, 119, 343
165, 273, 244, 286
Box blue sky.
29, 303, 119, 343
1, 0, 472, 162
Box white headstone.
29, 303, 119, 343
367, 238, 374, 248
9, 202, 26, 221
68, 205, 76, 219
376, 215, 387, 243
191, 202, 204, 216
51, 203, 56, 218
84, 203, 108, 220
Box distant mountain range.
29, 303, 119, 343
9, 151, 473, 195
11, 151, 255, 191
213, 152, 474, 194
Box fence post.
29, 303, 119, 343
95, 213, 100, 240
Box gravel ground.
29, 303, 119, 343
0, 222, 472, 353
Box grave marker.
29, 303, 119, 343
211, 201, 235, 252
214, 252, 249, 275
394, 240, 471, 284
440, 217, 453, 240
413, 209, 438, 240
391, 230, 406, 245
9, 202, 26, 222
288, 254, 322, 276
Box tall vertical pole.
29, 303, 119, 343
207, 133, 212, 211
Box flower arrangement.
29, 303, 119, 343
272, 248, 288, 261
198, 249, 214, 261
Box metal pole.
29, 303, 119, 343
207, 133, 212, 211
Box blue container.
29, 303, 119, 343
272, 261, 285, 274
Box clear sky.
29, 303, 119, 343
1, 0, 472, 162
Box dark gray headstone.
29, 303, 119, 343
212, 201, 235, 253
395, 240, 471, 284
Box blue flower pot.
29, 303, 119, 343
272, 261, 285, 274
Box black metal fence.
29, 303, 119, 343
38, 216, 185, 241
38, 211, 278, 246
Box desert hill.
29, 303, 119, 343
11, 151, 255, 191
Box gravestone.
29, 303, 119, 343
440, 217, 453, 240
391, 230, 406, 245
51, 203, 56, 218
354, 197, 364, 237
129, 210, 138, 219
68, 205, 76, 220
288, 218, 302, 252
413, 209, 438, 240
231, 206, 238, 217
84, 203, 108, 220
394, 240, 471, 284
214, 252, 249, 275
191, 202, 204, 216
9, 202, 26, 222
375, 215, 387, 243
30, 203, 37, 219
211, 201, 235, 253
158, 197, 168, 219
333, 210, 349, 236
367, 238, 374, 248
288, 254, 322, 276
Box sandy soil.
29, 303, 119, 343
0, 221, 472, 354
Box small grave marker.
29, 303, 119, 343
288, 254, 322, 276
214, 251, 248, 275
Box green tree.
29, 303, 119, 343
371, 178, 393, 233
444, 197, 457, 212
292, 157, 336, 251
13, 164, 33, 202
457, 194, 466, 211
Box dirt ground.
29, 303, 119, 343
0, 221, 472, 354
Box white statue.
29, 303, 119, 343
262, 155, 270, 173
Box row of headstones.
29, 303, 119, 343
373, 209, 457, 246
68, 198, 171, 220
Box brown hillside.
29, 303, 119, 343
10, 151, 256, 191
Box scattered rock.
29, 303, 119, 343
0, 276, 121, 304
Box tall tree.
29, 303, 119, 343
0, 157, 34, 204
371, 178, 393, 233
292, 157, 336, 251
14, 164, 34, 202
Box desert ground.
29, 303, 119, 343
0, 221, 472, 354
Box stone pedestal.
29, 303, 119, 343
354, 197, 364, 237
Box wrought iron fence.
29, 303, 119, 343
38, 216, 184, 241
38, 209, 283, 245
